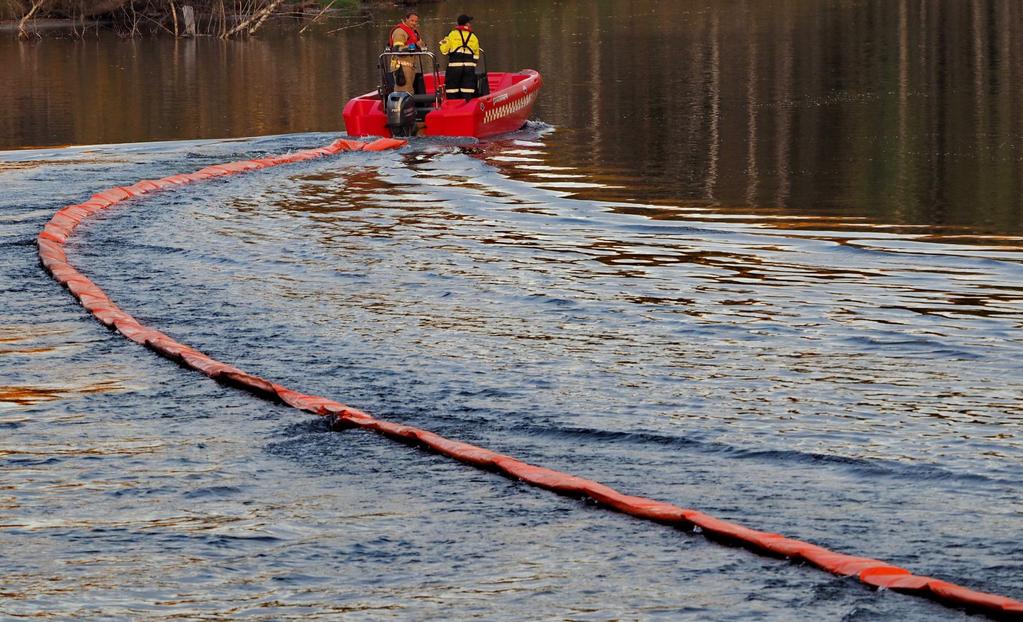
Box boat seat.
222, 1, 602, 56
412, 93, 439, 121
412, 93, 438, 107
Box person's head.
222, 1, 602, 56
457, 14, 472, 26
403, 12, 420, 28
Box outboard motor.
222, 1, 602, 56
385, 91, 416, 137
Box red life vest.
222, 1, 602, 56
388, 22, 420, 48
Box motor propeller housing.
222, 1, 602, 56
385, 91, 417, 137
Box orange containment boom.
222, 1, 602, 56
36, 137, 1023, 621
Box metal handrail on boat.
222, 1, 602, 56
378, 51, 442, 109
377, 49, 491, 107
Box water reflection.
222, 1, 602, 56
187, 141, 1023, 439
0, 379, 128, 407
1, 130, 1021, 618
3, 0, 1023, 236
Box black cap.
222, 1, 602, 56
457, 14, 473, 25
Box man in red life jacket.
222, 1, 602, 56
388, 12, 423, 94
439, 14, 481, 100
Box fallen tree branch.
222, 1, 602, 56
327, 16, 372, 35
141, 11, 176, 36
299, 0, 335, 34
17, 0, 48, 40
223, 0, 284, 38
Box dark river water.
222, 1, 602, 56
2, 1, 1022, 620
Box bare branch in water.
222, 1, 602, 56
17, 0, 49, 40
299, 0, 336, 35
169, 0, 178, 36
223, 0, 284, 38
327, 17, 372, 35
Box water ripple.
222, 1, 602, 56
1, 133, 1019, 620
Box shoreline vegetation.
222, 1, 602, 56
1, 0, 421, 39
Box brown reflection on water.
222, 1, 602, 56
0, 440, 163, 460
1, 30, 380, 147
488, 0, 1023, 236
3, 0, 1023, 235
0, 160, 57, 171
0, 380, 126, 407
0, 385, 63, 406
0, 324, 72, 350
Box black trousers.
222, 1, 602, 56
445, 62, 477, 100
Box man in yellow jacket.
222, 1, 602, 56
439, 14, 481, 100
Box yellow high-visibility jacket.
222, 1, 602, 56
439, 27, 480, 60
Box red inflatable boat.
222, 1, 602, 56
342, 51, 542, 139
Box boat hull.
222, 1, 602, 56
343, 70, 542, 139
